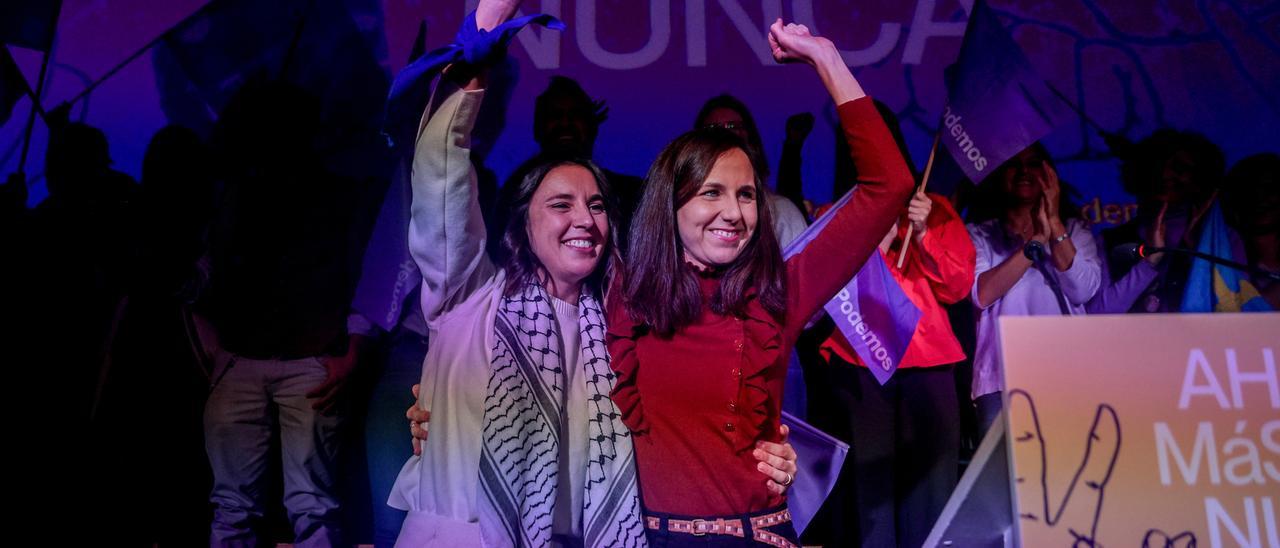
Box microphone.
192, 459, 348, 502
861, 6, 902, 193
1024, 240, 1046, 263
1023, 240, 1069, 315
1111, 242, 1146, 262
1110, 243, 1280, 282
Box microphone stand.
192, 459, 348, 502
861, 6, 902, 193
1140, 245, 1280, 282
1026, 241, 1071, 315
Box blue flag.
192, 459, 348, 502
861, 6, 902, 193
1181, 203, 1271, 313
382, 11, 563, 149
940, 0, 1070, 182
783, 190, 922, 385
154, 0, 388, 135
0, 0, 61, 52
352, 12, 559, 330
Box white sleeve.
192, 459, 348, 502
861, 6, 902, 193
407, 82, 498, 323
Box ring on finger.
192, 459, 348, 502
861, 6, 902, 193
781, 472, 794, 487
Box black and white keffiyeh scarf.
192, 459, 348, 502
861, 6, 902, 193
477, 282, 646, 547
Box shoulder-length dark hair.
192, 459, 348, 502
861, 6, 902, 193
624, 129, 786, 336
492, 155, 622, 298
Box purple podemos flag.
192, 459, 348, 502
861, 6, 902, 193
783, 191, 921, 385
780, 411, 848, 535
940, 0, 1070, 182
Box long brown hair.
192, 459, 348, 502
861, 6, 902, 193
624, 129, 786, 336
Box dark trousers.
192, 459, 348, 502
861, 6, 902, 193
807, 360, 960, 548
364, 330, 429, 547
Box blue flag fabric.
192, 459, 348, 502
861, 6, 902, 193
780, 411, 849, 535
782, 190, 922, 385
154, 0, 389, 137
1181, 203, 1271, 313
381, 11, 563, 149
0, 0, 61, 52
1, 46, 28, 127
156, 0, 308, 121
940, 0, 1070, 183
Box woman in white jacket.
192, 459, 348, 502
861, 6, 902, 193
388, 3, 796, 546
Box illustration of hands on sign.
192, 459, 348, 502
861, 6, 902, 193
1008, 389, 1126, 547
1007, 390, 1199, 547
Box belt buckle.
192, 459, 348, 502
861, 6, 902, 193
690, 518, 708, 536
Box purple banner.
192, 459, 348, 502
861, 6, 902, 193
780, 410, 848, 535
940, 0, 1071, 183
823, 252, 921, 385
783, 190, 921, 385
6, 0, 1278, 233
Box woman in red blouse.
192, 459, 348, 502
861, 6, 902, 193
813, 191, 975, 548
606, 20, 915, 546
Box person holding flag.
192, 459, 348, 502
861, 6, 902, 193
898, 0, 1087, 439
811, 187, 974, 548
389, 2, 798, 545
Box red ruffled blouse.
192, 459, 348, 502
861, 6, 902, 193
605, 97, 915, 516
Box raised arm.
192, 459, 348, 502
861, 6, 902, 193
407, 3, 519, 322
407, 81, 492, 322
1086, 203, 1165, 314
911, 192, 977, 304
769, 20, 915, 332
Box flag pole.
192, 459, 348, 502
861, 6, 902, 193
896, 126, 941, 269
277, 0, 317, 79
63, 0, 224, 106
1044, 83, 1107, 135
16, 48, 52, 175
64, 29, 176, 106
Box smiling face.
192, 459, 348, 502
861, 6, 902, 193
526, 164, 609, 296
676, 148, 758, 269
1000, 147, 1049, 205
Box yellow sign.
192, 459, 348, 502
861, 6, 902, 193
1000, 314, 1279, 547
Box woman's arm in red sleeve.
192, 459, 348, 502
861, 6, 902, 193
766, 21, 913, 332
784, 98, 915, 328
914, 194, 976, 304
603, 275, 648, 435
